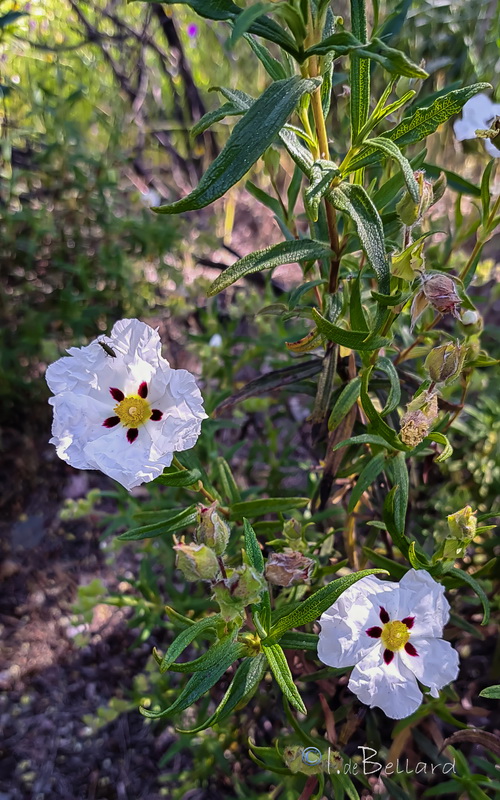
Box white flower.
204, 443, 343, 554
46, 319, 207, 490
317, 569, 459, 719
453, 94, 500, 158
209, 333, 223, 348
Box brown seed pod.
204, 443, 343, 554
421, 273, 461, 318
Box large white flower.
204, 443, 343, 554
453, 93, 500, 158
46, 319, 207, 490
317, 569, 459, 719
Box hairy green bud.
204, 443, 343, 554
195, 501, 231, 555
174, 543, 220, 582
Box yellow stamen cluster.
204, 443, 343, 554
381, 620, 410, 652
114, 394, 151, 428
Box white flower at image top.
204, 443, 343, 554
46, 318, 207, 490
453, 93, 500, 158
317, 569, 459, 720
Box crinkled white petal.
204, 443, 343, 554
318, 576, 399, 668
453, 94, 500, 142
399, 636, 459, 698
46, 318, 207, 490
348, 646, 423, 719
484, 138, 500, 158
397, 568, 450, 638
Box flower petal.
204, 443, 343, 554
348, 646, 423, 719
453, 94, 500, 141
397, 569, 450, 638
318, 576, 399, 668
399, 636, 459, 698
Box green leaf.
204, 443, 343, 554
303, 30, 364, 58
422, 162, 481, 197
167, 632, 238, 673
360, 366, 409, 451
349, 0, 370, 140
243, 518, 265, 573
424, 431, 453, 462
191, 102, 243, 137
327, 182, 390, 293
481, 159, 495, 225
145, 0, 300, 57
152, 77, 320, 214
376, 356, 401, 416
263, 642, 307, 713
243, 34, 287, 81
445, 567, 490, 625
359, 38, 428, 79
279, 632, 319, 651
305, 159, 341, 222
349, 275, 368, 331
382, 486, 412, 556
344, 83, 491, 172
208, 239, 332, 295
118, 505, 199, 541
479, 686, 500, 700
312, 308, 390, 351
140, 640, 246, 719
0, 11, 27, 28
216, 457, 241, 503
213, 358, 322, 416
265, 569, 388, 639
230, 497, 309, 520
154, 467, 202, 487
362, 547, 407, 579
356, 137, 419, 202
246, 179, 284, 218
347, 452, 387, 512
159, 614, 222, 673
332, 433, 394, 450
176, 654, 267, 733
328, 377, 361, 431
388, 451, 409, 538
230, 2, 274, 44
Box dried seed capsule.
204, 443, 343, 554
425, 342, 466, 384
421, 273, 461, 318
265, 550, 315, 587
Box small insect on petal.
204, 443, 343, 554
110, 387, 125, 402
383, 649, 394, 665
103, 416, 120, 428
366, 626, 382, 638
98, 340, 117, 357
150, 409, 163, 421
404, 643, 419, 656
127, 428, 139, 443
138, 382, 148, 399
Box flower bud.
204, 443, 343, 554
282, 518, 302, 544
174, 543, 220, 582
396, 170, 435, 226
265, 550, 315, 587
400, 391, 438, 447
460, 309, 483, 334
195, 501, 230, 555
447, 505, 477, 540
421, 273, 461, 318
425, 342, 466, 384
212, 564, 266, 622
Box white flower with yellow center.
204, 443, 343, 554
317, 569, 459, 719
453, 93, 500, 158
46, 318, 207, 490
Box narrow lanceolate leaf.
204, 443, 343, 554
155, 467, 202, 487
216, 457, 241, 503
144, 0, 300, 57
446, 568, 490, 625
213, 358, 322, 416
263, 642, 307, 714
167, 632, 238, 673
424, 431, 453, 462
208, 239, 332, 296
230, 497, 309, 520
349, 0, 370, 140
376, 356, 401, 416
243, 518, 265, 573
176, 655, 267, 734
265, 569, 388, 640
351, 137, 420, 202
140, 640, 246, 719
243, 34, 288, 81
279, 632, 320, 651
345, 83, 491, 172
302, 30, 364, 58
118, 505, 199, 541
359, 38, 428, 79
327, 183, 390, 294
328, 377, 362, 431
332, 433, 393, 451
191, 103, 244, 137
312, 308, 390, 351
347, 452, 387, 513
479, 686, 500, 700
360, 367, 409, 452
388, 451, 409, 539
159, 614, 221, 673
152, 78, 320, 215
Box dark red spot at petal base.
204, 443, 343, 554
383, 649, 394, 665
138, 381, 148, 398
110, 387, 124, 402
366, 626, 382, 639
402, 616, 415, 629
127, 428, 139, 443
379, 606, 390, 624
404, 642, 418, 657
103, 416, 120, 428
150, 409, 163, 421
